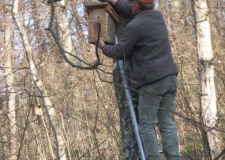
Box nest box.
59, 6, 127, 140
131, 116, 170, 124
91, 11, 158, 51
31, 104, 42, 116
85, 2, 119, 44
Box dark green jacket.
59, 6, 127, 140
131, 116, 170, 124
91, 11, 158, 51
102, 0, 178, 89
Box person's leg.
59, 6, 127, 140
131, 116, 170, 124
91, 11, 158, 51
157, 75, 181, 160
138, 83, 163, 160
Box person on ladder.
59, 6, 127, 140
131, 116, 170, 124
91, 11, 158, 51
97, 0, 181, 159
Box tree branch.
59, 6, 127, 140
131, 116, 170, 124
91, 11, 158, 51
45, 0, 102, 70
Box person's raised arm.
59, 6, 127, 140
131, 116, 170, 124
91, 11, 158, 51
104, 0, 134, 20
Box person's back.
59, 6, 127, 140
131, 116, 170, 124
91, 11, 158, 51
119, 7, 178, 88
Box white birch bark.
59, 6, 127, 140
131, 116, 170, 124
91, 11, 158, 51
169, 0, 181, 30
3, 1, 17, 159
31, 1, 55, 159
194, 0, 221, 158
12, 0, 67, 159
55, 0, 75, 54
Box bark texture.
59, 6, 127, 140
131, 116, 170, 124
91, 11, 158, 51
193, 0, 221, 159
3, 1, 17, 159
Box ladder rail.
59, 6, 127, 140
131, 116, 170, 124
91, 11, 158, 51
117, 60, 146, 160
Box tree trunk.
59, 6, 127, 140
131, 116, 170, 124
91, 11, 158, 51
169, 0, 182, 31
12, 0, 67, 159
192, 0, 221, 159
114, 5, 140, 159
31, 1, 55, 159
55, 2, 74, 54
3, 1, 17, 159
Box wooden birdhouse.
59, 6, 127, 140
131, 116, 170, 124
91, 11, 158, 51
31, 104, 43, 116
85, 2, 120, 44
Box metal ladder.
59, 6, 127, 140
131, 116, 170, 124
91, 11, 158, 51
116, 38, 163, 160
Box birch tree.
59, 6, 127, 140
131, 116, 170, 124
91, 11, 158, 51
12, 0, 67, 159
3, 1, 17, 159
169, 0, 181, 31
192, 0, 221, 159
55, 0, 76, 55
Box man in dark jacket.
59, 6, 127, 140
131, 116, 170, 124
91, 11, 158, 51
98, 0, 181, 159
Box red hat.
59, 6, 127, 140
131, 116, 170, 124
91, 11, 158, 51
136, 0, 154, 3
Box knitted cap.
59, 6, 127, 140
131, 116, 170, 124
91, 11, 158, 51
135, 0, 154, 3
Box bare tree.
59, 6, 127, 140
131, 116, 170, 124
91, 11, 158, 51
55, 0, 75, 55
12, 0, 67, 159
192, 0, 221, 159
3, 1, 17, 159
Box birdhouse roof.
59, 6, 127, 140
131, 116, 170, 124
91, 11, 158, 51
85, 2, 120, 24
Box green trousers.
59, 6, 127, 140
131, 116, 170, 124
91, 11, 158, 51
138, 75, 181, 160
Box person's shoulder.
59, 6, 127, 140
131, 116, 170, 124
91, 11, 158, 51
126, 18, 140, 31
124, 21, 137, 31
145, 9, 163, 16
153, 10, 165, 19
126, 10, 163, 28
152, 9, 163, 14
137, 9, 163, 18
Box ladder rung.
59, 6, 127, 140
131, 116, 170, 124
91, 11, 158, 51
131, 98, 138, 101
